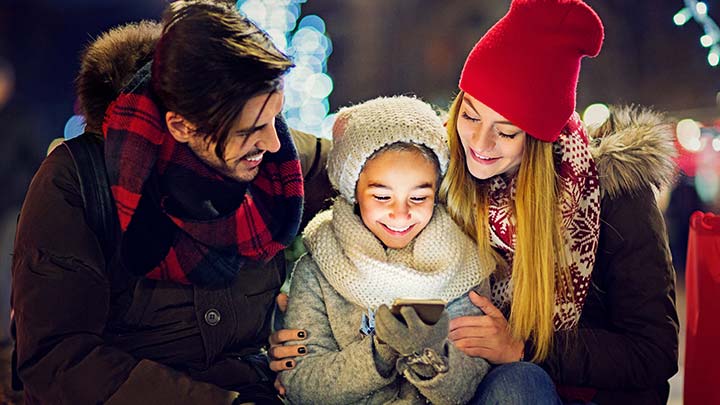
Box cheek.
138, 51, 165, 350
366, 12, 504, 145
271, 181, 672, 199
416, 204, 435, 225
357, 200, 378, 224
511, 142, 525, 161
455, 122, 471, 145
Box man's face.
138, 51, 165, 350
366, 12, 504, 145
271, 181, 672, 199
185, 90, 285, 183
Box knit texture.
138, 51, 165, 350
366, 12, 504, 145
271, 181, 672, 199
459, 0, 604, 142
102, 65, 304, 285
281, 255, 490, 405
487, 113, 601, 330
303, 199, 490, 310
328, 96, 449, 203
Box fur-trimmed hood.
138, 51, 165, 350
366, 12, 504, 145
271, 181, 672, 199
589, 105, 677, 199
76, 21, 161, 134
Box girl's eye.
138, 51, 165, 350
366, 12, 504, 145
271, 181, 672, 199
461, 112, 481, 123
410, 196, 429, 203
373, 195, 390, 201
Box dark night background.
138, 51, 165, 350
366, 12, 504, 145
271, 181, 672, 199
1, 0, 718, 212
1, 1, 718, 403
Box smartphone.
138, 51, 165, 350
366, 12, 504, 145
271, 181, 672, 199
390, 298, 447, 325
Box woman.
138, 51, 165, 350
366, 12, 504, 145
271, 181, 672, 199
444, 0, 679, 404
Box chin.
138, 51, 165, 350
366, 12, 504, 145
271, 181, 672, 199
467, 166, 495, 181
228, 167, 260, 183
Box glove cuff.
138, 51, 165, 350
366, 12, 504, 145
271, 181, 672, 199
396, 347, 449, 380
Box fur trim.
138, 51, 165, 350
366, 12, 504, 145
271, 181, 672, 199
589, 105, 677, 199
75, 21, 161, 134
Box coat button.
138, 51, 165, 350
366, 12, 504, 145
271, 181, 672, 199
204, 309, 221, 326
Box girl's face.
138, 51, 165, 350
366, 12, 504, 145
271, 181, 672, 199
456, 93, 526, 180
356, 149, 437, 249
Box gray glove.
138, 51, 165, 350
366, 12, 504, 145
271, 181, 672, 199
374, 304, 449, 356
372, 335, 399, 377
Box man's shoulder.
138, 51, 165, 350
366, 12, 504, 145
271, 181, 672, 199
288, 128, 331, 177
32, 142, 80, 194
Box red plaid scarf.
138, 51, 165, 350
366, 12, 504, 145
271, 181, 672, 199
102, 74, 303, 285
487, 113, 601, 330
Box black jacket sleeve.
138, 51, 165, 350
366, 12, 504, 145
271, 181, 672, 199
540, 186, 679, 397
12, 146, 236, 404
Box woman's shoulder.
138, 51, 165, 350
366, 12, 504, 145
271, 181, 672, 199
589, 105, 676, 200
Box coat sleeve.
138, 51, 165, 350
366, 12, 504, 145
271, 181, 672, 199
279, 255, 397, 404
540, 186, 679, 390
404, 293, 491, 405
11, 146, 236, 404
289, 128, 335, 229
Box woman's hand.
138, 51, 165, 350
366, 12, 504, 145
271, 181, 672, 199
448, 291, 524, 364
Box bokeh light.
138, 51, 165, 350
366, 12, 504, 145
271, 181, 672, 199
677, 119, 703, 152
582, 103, 610, 130
237, 0, 334, 138
64, 115, 86, 140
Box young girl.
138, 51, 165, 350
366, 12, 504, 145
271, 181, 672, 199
280, 96, 494, 404
444, 0, 678, 403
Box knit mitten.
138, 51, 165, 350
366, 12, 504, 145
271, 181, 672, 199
372, 335, 399, 377
375, 305, 450, 379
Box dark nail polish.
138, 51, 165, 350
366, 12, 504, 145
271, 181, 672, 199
298, 346, 307, 354
285, 360, 294, 368
297, 331, 306, 339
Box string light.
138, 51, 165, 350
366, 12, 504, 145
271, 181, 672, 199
237, 0, 335, 138
674, 1, 720, 67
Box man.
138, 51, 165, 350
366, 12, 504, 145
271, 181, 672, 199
11, 1, 332, 403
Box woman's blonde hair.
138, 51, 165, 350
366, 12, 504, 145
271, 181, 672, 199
440, 92, 572, 362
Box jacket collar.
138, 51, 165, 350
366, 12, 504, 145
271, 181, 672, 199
589, 105, 677, 199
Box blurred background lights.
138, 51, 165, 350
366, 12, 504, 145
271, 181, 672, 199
0, 58, 15, 111
696, 1, 708, 15
63, 115, 86, 140
677, 118, 703, 151
708, 45, 720, 66
701, 33, 715, 47
675, 0, 720, 66
674, 8, 692, 25
582, 103, 610, 129
713, 137, 720, 151
237, 0, 335, 138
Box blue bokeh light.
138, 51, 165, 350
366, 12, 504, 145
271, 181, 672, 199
237, 0, 334, 137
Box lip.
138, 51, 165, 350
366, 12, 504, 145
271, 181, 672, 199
380, 223, 415, 236
242, 152, 264, 169
469, 148, 501, 165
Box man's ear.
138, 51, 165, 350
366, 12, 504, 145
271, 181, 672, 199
166, 111, 195, 143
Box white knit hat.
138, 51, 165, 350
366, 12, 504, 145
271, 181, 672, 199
328, 96, 449, 203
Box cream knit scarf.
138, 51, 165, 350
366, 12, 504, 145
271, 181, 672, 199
303, 199, 490, 310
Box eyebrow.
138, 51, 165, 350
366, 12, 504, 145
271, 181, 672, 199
366, 182, 435, 190
232, 92, 276, 136
461, 95, 516, 126
232, 125, 263, 137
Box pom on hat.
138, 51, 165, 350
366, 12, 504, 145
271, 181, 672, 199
327, 96, 449, 203
459, 0, 604, 142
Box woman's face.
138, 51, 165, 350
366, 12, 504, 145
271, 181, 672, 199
456, 93, 526, 180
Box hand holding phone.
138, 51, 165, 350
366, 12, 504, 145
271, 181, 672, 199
390, 298, 446, 325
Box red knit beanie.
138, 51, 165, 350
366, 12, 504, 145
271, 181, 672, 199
459, 0, 604, 142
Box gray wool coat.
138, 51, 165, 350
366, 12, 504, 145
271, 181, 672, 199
280, 255, 491, 405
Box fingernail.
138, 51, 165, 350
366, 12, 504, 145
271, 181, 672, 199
285, 360, 294, 368
297, 331, 306, 339
298, 346, 307, 354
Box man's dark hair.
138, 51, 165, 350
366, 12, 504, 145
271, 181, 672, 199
152, 0, 293, 158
